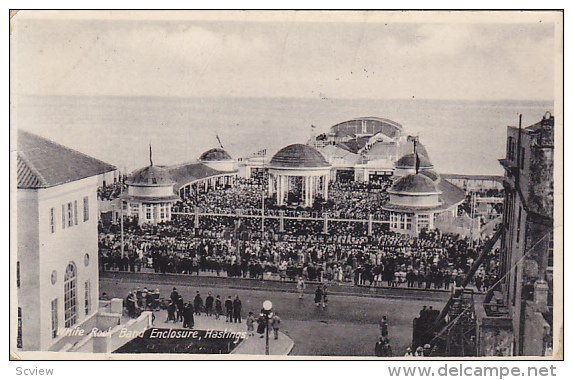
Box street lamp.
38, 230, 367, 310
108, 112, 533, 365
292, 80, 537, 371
262, 300, 273, 355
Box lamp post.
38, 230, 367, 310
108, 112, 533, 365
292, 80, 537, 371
262, 300, 273, 355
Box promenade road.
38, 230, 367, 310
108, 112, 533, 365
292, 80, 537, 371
100, 272, 450, 357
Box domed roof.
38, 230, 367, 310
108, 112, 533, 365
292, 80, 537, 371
389, 173, 440, 194
270, 144, 330, 168
200, 148, 233, 162
127, 165, 174, 186
395, 153, 433, 169
419, 169, 440, 182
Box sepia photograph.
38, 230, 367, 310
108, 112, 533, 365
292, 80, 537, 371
9, 9, 563, 360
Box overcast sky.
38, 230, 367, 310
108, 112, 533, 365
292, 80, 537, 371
11, 11, 558, 101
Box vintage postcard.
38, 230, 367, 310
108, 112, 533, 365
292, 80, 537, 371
9, 10, 563, 360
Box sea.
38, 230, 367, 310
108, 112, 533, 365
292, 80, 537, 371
14, 95, 553, 176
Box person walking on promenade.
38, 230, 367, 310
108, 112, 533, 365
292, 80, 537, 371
170, 287, 179, 304
205, 292, 214, 316
225, 296, 234, 322
256, 312, 266, 338
166, 300, 177, 323
182, 302, 194, 329
215, 295, 223, 320
375, 336, 386, 357
379, 316, 389, 338
233, 295, 242, 323
271, 312, 281, 340
246, 312, 256, 336
297, 277, 306, 299
176, 295, 185, 322
193, 291, 203, 316
314, 285, 323, 307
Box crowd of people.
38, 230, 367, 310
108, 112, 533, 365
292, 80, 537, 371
171, 178, 393, 221
98, 179, 498, 296
98, 211, 500, 293
122, 286, 282, 340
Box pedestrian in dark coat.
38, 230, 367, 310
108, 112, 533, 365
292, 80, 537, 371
176, 295, 185, 322
314, 286, 323, 307
225, 296, 233, 322
375, 336, 385, 357
182, 302, 194, 328
166, 301, 177, 323
215, 295, 223, 320
256, 313, 266, 337
193, 292, 203, 316
205, 292, 214, 316
170, 287, 179, 303
233, 295, 242, 323
379, 316, 389, 337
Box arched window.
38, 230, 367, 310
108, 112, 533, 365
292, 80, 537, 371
64, 263, 77, 328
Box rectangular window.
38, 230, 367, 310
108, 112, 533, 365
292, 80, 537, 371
520, 147, 526, 170
84, 281, 91, 316
83, 196, 89, 222
146, 205, 152, 220
17, 307, 23, 349
405, 215, 412, 230
67, 202, 73, 227
417, 214, 430, 231
547, 233, 554, 268
74, 200, 78, 225
160, 206, 165, 219
51, 299, 58, 339
62, 204, 66, 229
50, 207, 55, 233
512, 266, 518, 306
516, 207, 522, 244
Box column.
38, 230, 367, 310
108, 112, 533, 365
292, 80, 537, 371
194, 207, 200, 228
268, 175, 274, 197
304, 176, 309, 207
279, 210, 285, 232
324, 174, 329, 201
282, 175, 290, 204
277, 175, 283, 206
308, 176, 316, 207
368, 214, 373, 236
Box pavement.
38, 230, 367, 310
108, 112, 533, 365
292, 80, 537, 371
101, 273, 450, 357
101, 270, 456, 301
146, 309, 294, 356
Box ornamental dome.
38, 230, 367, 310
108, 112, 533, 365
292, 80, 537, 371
395, 153, 433, 169
126, 165, 174, 187
389, 173, 440, 194
270, 144, 330, 168
199, 148, 233, 162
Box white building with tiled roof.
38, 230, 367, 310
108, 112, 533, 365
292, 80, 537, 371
15, 130, 116, 351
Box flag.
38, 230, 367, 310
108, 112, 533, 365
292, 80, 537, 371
216, 134, 224, 149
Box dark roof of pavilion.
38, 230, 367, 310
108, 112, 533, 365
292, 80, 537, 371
270, 144, 330, 169
167, 161, 235, 190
